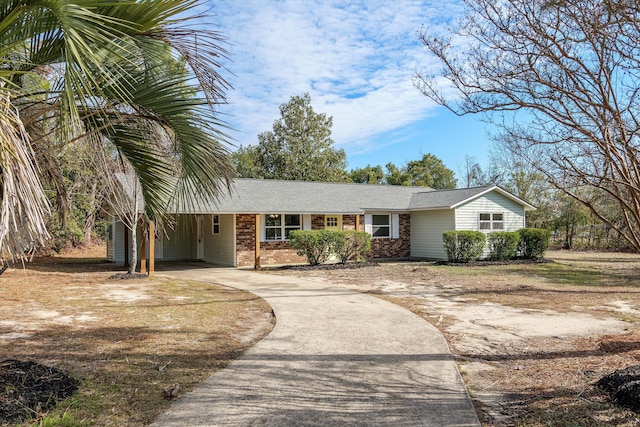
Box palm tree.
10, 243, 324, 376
0, 0, 234, 263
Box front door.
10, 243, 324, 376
324, 215, 342, 231
196, 216, 204, 260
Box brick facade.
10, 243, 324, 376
258, 241, 307, 266
311, 215, 324, 229
235, 214, 257, 268
236, 214, 306, 267
367, 214, 411, 260
342, 214, 357, 231
235, 213, 410, 268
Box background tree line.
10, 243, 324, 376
5, 0, 638, 257
232, 91, 633, 251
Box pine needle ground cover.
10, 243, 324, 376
0, 246, 274, 426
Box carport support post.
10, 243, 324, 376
149, 221, 155, 276
255, 214, 261, 270
140, 223, 147, 274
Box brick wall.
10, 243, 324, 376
236, 214, 256, 268
259, 241, 307, 266
236, 214, 309, 267
236, 213, 410, 267
367, 214, 411, 259
311, 215, 324, 229
342, 214, 355, 230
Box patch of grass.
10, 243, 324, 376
39, 412, 88, 427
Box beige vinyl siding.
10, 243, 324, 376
113, 219, 128, 264
162, 215, 197, 261
106, 238, 114, 262
410, 209, 455, 260
204, 214, 235, 267
455, 192, 526, 232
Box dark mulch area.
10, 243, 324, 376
274, 261, 379, 271
436, 258, 554, 267
271, 258, 553, 271
597, 365, 640, 412
0, 359, 79, 425
109, 272, 149, 280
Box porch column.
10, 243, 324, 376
355, 214, 360, 232
140, 223, 147, 274
254, 214, 261, 270
148, 221, 155, 276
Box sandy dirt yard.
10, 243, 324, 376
0, 247, 274, 427
267, 250, 640, 426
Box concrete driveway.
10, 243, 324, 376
150, 266, 480, 427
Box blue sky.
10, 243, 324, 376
206, 0, 492, 176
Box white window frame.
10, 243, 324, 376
372, 214, 390, 238
364, 213, 400, 239
263, 214, 302, 241
478, 212, 505, 231
212, 214, 220, 235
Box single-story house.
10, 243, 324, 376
106, 178, 535, 269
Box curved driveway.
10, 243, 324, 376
151, 266, 480, 427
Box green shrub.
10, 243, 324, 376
288, 230, 336, 265
332, 231, 371, 264
487, 231, 521, 260
442, 230, 486, 262
518, 228, 551, 259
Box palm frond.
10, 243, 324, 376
0, 86, 50, 260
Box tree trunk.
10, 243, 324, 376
128, 223, 137, 275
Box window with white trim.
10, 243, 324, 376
479, 212, 504, 231
212, 215, 220, 234
372, 214, 390, 237
264, 214, 301, 240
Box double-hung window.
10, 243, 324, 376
479, 213, 504, 231
372, 214, 390, 237
265, 214, 301, 240
212, 215, 220, 234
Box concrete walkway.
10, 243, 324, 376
151, 266, 480, 427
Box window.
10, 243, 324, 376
212, 215, 220, 234
372, 214, 390, 237
264, 214, 301, 240
479, 212, 504, 231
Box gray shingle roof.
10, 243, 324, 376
183, 179, 535, 213
186, 178, 429, 214
116, 176, 534, 214
409, 186, 494, 210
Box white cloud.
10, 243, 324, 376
208, 0, 465, 154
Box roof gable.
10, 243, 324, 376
409, 185, 536, 211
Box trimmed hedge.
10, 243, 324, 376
332, 231, 371, 264
442, 230, 486, 263
518, 228, 550, 259
487, 231, 520, 260
288, 230, 371, 265
288, 230, 336, 265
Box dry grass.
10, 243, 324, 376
0, 245, 274, 426
4, 246, 640, 426
268, 250, 640, 426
